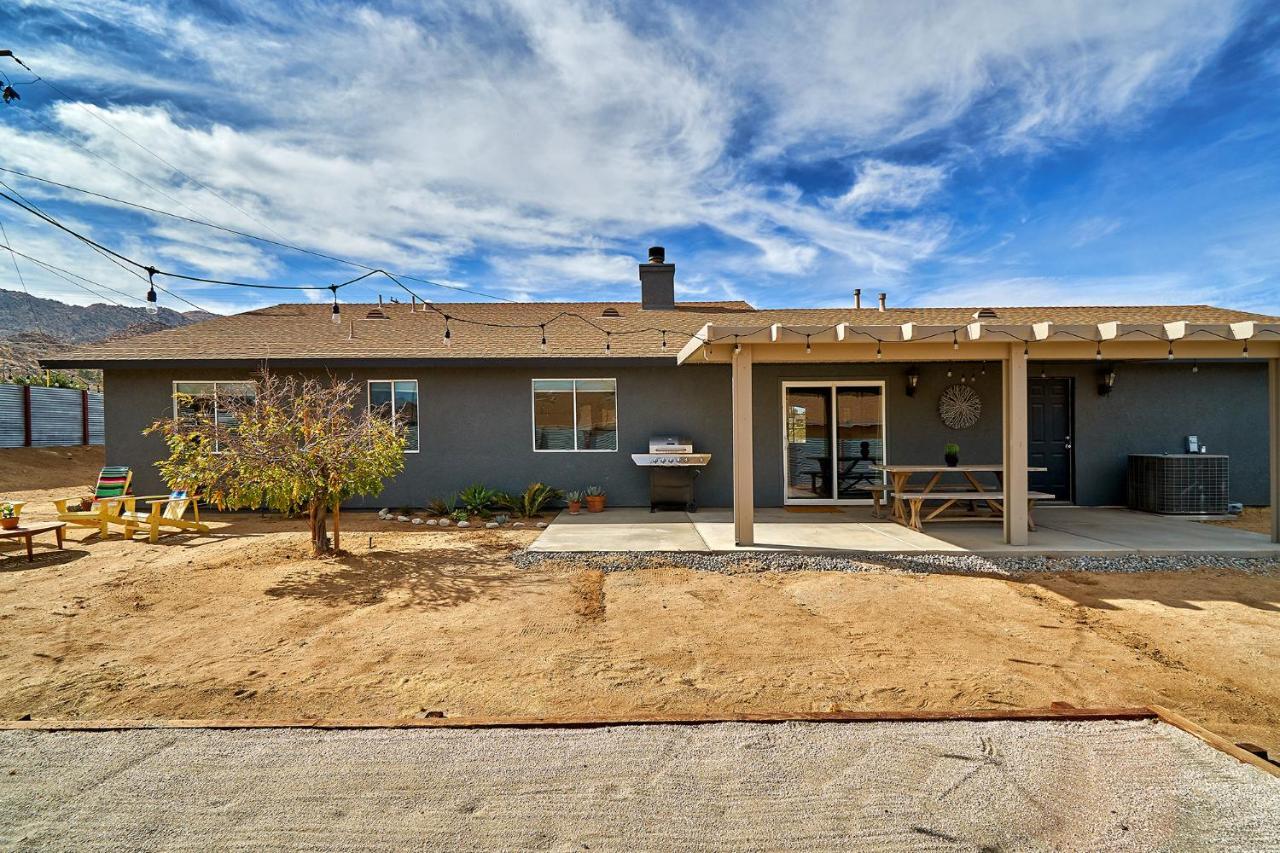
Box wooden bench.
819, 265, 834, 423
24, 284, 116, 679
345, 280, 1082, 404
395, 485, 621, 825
0, 522, 67, 562
895, 491, 1055, 532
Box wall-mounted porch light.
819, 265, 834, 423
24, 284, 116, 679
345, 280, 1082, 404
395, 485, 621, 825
906, 365, 919, 397
1098, 365, 1117, 396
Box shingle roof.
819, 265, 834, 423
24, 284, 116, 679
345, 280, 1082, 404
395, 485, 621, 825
41, 300, 1280, 365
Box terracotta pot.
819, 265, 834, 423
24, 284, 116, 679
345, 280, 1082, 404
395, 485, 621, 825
585, 495, 606, 513
0, 517, 18, 530
567, 501, 582, 515
79, 498, 94, 511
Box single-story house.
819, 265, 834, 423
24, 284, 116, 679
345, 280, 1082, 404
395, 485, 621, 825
43, 247, 1280, 545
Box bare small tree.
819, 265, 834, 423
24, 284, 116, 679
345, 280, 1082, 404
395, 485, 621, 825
146, 370, 406, 554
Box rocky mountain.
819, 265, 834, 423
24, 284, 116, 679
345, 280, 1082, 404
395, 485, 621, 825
0, 289, 215, 385
0, 288, 207, 341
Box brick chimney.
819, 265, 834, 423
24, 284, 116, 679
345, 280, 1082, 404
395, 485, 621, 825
639, 246, 675, 310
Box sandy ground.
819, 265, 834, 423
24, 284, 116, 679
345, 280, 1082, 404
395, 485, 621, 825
3, 720, 1277, 850
1205, 505, 1273, 535
2, 447, 1279, 754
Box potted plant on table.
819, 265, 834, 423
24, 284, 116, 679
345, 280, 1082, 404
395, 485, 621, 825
944, 443, 960, 468
0, 501, 21, 530
565, 490, 583, 515
584, 485, 606, 513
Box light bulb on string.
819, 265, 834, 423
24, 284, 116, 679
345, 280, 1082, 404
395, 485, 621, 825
605, 332, 612, 355
442, 316, 452, 348
1167, 341, 1174, 360
875, 341, 882, 360
733, 335, 741, 354
539, 324, 547, 353
1095, 341, 1102, 360
330, 286, 340, 325
946, 366, 952, 378
1192, 361, 1199, 374
660, 330, 667, 352
805, 334, 811, 355
1243, 340, 1250, 357
144, 266, 159, 315
952, 330, 959, 350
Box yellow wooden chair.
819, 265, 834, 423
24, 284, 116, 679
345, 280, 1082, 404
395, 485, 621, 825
53, 466, 133, 537
118, 488, 210, 543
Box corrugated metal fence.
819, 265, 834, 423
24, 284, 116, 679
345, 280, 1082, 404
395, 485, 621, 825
0, 384, 104, 448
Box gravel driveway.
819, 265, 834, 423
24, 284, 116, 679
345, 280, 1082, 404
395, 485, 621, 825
2, 719, 1278, 851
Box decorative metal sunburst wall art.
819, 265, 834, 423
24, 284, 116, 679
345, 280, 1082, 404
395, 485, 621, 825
938, 383, 982, 429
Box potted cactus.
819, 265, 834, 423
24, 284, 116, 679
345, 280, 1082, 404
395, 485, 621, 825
0, 500, 20, 530
944, 443, 960, 467
565, 490, 583, 515
584, 485, 606, 513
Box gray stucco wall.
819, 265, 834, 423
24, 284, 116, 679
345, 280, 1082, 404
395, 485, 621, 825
102, 358, 1271, 509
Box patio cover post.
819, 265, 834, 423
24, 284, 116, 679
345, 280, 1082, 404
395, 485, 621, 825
732, 344, 754, 546
1002, 343, 1029, 545
1271, 359, 1280, 543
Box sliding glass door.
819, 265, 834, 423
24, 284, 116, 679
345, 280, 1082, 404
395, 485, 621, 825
783, 381, 886, 503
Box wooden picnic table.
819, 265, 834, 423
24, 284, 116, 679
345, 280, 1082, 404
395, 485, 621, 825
0, 522, 67, 562
873, 464, 1049, 530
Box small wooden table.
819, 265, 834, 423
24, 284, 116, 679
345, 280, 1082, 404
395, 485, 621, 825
0, 522, 67, 562
874, 464, 1048, 528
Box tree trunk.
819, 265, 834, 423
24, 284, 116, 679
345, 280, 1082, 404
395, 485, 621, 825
310, 499, 331, 555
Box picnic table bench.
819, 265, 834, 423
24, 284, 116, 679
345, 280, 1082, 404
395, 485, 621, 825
0, 522, 67, 562
873, 464, 1051, 531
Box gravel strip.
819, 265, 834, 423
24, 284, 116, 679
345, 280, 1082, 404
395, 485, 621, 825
3, 720, 1278, 851
514, 549, 1280, 576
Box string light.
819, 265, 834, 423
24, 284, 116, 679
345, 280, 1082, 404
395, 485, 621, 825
330, 285, 340, 325
733, 335, 741, 354
1095, 341, 1102, 360
946, 366, 952, 378
952, 330, 959, 350
442, 315, 452, 348
1243, 340, 1249, 357
1192, 361, 1199, 374
660, 330, 667, 352
539, 323, 547, 353
980, 362, 986, 376
144, 265, 158, 314
1167, 341, 1174, 360
605, 331, 612, 355
1023, 341, 1029, 357
875, 341, 882, 359
805, 334, 812, 355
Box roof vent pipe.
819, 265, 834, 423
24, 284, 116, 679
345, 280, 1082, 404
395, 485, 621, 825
878, 292, 887, 311
854, 288, 862, 309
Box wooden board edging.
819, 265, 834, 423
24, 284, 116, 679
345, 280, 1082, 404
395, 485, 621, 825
1149, 705, 1280, 781
0, 706, 1154, 732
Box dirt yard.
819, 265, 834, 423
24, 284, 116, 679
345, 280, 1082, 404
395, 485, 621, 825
2, 447, 1279, 753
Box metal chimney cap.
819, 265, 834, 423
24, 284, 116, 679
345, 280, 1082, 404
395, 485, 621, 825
647, 246, 665, 264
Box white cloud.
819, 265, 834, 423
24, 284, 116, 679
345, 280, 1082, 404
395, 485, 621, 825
834, 160, 949, 212
0, 0, 1252, 313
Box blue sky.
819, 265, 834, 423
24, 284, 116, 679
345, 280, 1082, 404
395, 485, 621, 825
0, 0, 1278, 316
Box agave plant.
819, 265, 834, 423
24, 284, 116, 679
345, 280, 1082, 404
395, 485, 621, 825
519, 482, 562, 518
450, 508, 470, 523
424, 497, 454, 518
564, 490, 583, 503
584, 485, 605, 497
457, 483, 499, 517
490, 491, 519, 513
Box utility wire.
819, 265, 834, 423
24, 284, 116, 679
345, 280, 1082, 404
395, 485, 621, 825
5, 50, 293, 243
0, 165, 518, 303
0, 218, 47, 337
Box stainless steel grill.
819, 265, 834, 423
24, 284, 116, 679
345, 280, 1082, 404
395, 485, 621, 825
631, 435, 711, 511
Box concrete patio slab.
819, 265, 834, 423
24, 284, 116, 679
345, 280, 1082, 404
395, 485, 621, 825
530, 507, 709, 552
529, 505, 1280, 556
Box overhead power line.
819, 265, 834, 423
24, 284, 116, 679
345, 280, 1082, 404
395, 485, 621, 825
0, 165, 518, 304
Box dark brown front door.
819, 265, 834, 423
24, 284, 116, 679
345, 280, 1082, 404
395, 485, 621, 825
1028, 377, 1073, 501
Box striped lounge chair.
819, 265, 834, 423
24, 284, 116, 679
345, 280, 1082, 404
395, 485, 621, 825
53, 466, 133, 537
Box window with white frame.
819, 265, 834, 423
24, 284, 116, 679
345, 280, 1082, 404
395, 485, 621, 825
172, 381, 257, 452
368, 380, 419, 452
532, 378, 617, 451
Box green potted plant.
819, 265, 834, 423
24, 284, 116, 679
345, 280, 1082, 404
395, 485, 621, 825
944, 443, 960, 468
0, 500, 20, 530
584, 485, 606, 513
565, 490, 583, 515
